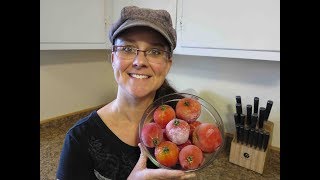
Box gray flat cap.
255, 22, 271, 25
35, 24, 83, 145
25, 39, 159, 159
109, 6, 177, 51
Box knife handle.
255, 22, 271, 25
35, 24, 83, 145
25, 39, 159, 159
250, 113, 258, 129
257, 129, 264, 150
236, 124, 240, 143
263, 132, 270, 151
246, 104, 252, 126
234, 113, 240, 125
253, 129, 259, 148
248, 128, 255, 147
239, 125, 244, 144
243, 127, 250, 145
236, 95, 241, 104
236, 103, 242, 114
258, 107, 266, 129
265, 100, 273, 121
240, 114, 245, 126
254, 97, 259, 114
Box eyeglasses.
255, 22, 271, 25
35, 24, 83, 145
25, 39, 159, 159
112, 45, 171, 64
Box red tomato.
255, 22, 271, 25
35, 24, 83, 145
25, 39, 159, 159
154, 141, 179, 167
153, 105, 176, 128
189, 121, 202, 137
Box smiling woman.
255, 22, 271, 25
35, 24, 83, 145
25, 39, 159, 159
55, 6, 196, 180
111, 26, 173, 99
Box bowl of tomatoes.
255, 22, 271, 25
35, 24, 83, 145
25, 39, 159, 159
139, 92, 225, 172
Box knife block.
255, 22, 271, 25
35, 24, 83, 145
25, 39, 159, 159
229, 121, 274, 174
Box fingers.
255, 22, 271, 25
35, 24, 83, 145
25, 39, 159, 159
145, 169, 185, 179
136, 143, 148, 169
180, 172, 196, 179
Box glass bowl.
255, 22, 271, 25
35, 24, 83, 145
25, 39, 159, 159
139, 92, 225, 172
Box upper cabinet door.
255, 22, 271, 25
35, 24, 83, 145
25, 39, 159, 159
40, 0, 107, 50
175, 0, 280, 61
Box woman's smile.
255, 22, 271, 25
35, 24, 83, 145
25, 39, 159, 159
128, 73, 151, 79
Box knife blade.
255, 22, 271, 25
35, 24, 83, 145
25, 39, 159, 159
265, 100, 273, 121
258, 107, 266, 129
246, 104, 252, 126
254, 97, 259, 114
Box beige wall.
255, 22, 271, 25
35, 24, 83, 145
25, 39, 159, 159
167, 55, 280, 148
40, 50, 117, 120
40, 50, 280, 148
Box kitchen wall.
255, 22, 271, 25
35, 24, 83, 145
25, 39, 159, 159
40, 50, 280, 148
40, 50, 117, 120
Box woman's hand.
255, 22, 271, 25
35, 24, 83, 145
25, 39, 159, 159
127, 143, 196, 180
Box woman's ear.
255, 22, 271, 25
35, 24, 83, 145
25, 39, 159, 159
165, 58, 173, 74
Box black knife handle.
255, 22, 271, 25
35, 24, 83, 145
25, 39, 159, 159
246, 104, 252, 126
239, 125, 244, 144
265, 100, 273, 121
258, 107, 266, 129
250, 113, 258, 129
257, 130, 264, 150
244, 127, 250, 145
254, 97, 259, 114
253, 129, 259, 148
263, 132, 270, 151
234, 113, 240, 125
236, 124, 240, 143
236, 103, 242, 114
240, 114, 245, 126
236, 96, 241, 104
248, 128, 255, 147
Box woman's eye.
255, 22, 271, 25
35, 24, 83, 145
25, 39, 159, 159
119, 46, 135, 53
149, 49, 161, 55
123, 46, 133, 52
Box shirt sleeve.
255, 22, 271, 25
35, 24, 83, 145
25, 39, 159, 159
56, 132, 96, 180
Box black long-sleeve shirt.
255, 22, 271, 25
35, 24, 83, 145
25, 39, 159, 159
56, 111, 156, 180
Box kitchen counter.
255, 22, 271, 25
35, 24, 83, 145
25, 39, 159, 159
40, 109, 280, 180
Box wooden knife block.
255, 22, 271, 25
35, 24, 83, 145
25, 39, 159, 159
229, 121, 274, 174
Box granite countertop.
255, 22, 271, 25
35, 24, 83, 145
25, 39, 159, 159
40, 110, 280, 180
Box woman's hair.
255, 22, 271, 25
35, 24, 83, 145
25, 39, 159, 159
154, 79, 177, 101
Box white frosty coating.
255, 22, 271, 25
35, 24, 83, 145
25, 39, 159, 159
166, 119, 190, 145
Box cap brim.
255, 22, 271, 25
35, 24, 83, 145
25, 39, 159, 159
111, 19, 173, 51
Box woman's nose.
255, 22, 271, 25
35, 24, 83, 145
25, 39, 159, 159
132, 50, 148, 68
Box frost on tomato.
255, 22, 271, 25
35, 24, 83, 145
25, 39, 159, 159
179, 145, 203, 170
141, 122, 163, 148
175, 97, 201, 123
192, 123, 222, 153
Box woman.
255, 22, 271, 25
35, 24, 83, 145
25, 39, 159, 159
56, 6, 195, 180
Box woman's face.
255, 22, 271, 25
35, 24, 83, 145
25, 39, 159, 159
111, 26, 172, 99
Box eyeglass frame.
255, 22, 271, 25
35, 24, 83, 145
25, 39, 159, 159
111, 45, 172, 64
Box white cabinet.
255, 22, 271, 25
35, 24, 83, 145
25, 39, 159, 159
40, 0, 108, 50
40, 0, 176, 50
174, 0, 280, 61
